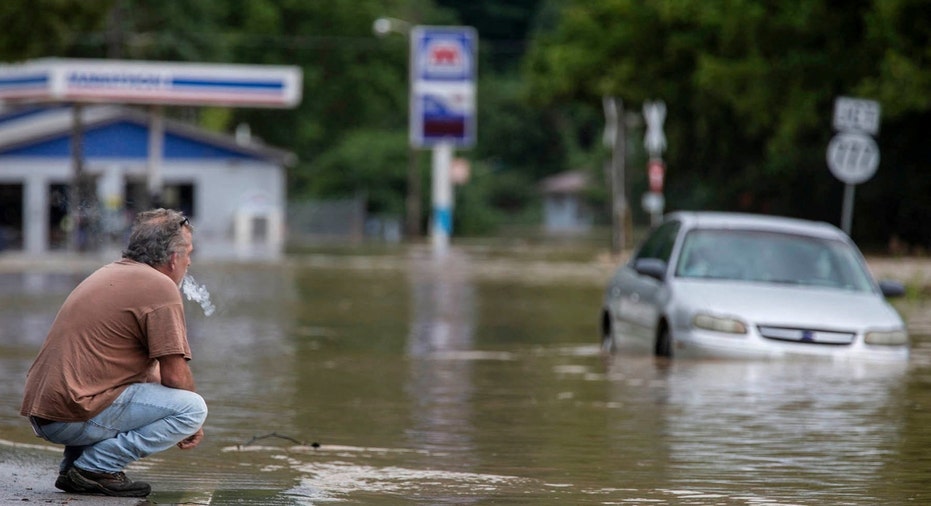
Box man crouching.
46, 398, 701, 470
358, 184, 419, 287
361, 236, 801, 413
20, 208, 207, 497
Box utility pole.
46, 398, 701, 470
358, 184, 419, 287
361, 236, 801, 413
603, 97, 628, 254
374, 17, 422, 239
105, 1, 125, 59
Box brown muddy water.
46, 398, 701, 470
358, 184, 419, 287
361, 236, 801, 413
2, 245, 931, 505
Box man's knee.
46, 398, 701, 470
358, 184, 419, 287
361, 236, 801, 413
176, 390, 208, 429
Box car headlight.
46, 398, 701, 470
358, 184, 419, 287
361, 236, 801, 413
864, 329, 909, 346
692, 313, 748, 334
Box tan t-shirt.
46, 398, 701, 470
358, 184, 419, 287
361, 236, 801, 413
21, 259, 191, 422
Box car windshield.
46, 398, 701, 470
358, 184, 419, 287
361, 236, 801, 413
674, 228, 876, 293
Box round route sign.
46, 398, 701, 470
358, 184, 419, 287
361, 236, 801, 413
826, 132, 879, 185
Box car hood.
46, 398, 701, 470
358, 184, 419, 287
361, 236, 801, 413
672, 280, 905, 330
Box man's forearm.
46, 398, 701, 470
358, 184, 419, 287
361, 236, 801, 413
157, 354, 197, 391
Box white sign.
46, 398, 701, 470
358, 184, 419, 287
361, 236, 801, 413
833, 97, 880, 135
410, 26, 477, 148
643, 100, 666, 157
827, 132, 880, 184
641, 191, 665, 214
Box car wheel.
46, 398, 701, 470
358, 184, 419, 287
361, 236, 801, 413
600, 311, 616, 353
655, 323, 672, 358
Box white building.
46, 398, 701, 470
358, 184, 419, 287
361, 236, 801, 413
0, 104, 294, 258
539, 170, 594, 234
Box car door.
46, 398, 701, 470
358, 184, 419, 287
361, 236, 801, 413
611, 220, 680, 343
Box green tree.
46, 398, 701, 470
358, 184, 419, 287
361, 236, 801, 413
0, 0, 592, 240
308, 129, 410, 216
0, 0, 113, 61
101, 0, 231, 61
523, 0, 931, 247
436, 0, 543, 72
856, 0, 931, 249
218, 1, 453, 199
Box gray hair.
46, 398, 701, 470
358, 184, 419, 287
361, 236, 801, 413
122, 208, 193, 267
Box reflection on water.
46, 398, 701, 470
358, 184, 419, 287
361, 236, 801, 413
406, 249, 477, 468
1, 248, 930, 504
601, 357, 909, 504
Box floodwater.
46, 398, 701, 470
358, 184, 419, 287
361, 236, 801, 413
2, 245, 931, 505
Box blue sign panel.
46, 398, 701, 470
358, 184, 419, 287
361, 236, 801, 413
413, 28, 476, 82
410, 26, 477, 148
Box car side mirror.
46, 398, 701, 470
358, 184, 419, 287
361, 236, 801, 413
634, 258, 668, 281
878, 279, 906, 298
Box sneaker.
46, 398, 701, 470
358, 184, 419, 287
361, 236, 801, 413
63, 466, 151, 497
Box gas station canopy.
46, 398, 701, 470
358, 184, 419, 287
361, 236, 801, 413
0, 58, 303, 253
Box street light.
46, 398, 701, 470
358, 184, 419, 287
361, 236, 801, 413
373, 17, 411, 37
373, 16, 422, 239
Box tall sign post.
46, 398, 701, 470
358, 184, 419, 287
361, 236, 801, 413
642, 100, 667, 226
827, 97, 881, 235
410, 26, 477, 255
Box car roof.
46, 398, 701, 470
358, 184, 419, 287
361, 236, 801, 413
665, 211, 848, 241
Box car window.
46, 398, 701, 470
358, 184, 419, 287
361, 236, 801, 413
633, 220, 681, 263
675, 229, 875, 292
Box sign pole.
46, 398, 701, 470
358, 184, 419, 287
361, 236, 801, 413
69, 104, 85, 252
642, 100, 667, 225
409, 26, 477, 256
827, 97, 881, 236
841, 183, 855, 235
146, 105, 164, 208
431, 142, 453, 253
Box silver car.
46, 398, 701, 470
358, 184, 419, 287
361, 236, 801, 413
601, 212, 909, 361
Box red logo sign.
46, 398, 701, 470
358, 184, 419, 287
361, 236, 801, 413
429, 44, 461, 67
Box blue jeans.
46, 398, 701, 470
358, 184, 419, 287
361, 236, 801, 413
32, 383, 207, 474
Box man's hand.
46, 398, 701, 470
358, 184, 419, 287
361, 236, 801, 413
177, 428, 204, 450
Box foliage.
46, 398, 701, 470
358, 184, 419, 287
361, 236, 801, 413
454, 163, 540, 235
524, 0, 931, 248
0, 0, 560, 239
2, 1, 930, 247
307, 129, 410, 216
859, 0, 931, 116
475, 74, 567, 179
436, 0, 543, 72
100, 0, 232, 61
0, 0, 113, 61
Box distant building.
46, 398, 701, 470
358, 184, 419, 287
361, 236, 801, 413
0, 105, 294, 258
539, 170, 593, 233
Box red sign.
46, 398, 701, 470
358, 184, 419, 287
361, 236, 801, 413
648, 159, 665, 192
